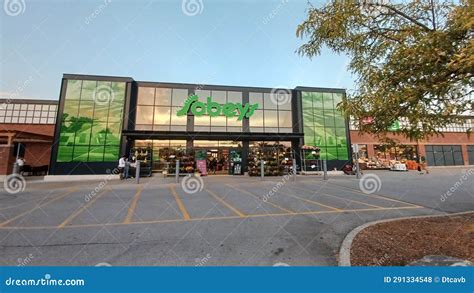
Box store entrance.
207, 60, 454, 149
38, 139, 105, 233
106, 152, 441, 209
193, 140, 242, 175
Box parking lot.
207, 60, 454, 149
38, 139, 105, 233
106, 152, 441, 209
0, 168, 472, 266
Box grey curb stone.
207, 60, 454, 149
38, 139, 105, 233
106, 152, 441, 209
338, 211, 474, 266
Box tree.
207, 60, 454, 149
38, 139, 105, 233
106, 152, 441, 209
297, 0, 473, 140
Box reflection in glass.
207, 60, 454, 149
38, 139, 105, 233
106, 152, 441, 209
137, 87, 155, 105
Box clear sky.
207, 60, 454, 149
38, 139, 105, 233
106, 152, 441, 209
0, 0, 354, 101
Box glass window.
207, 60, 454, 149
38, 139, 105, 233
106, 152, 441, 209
88, 146, 105, 162
78, 101, 95, 119
211, 115, 226, 127
211, 90, 226, 103
81, 80, 97, 101
63, 100, 79, 120
155, 88, 172, 106
108, 102, 124, 122
278, 111, 292, 128
264, 93, 277, 110
194, 90, 211, 99
249, 110, 264, 127
249, 92, 263, 108
154, 106, 171, 125
171, 107, 187, 125
172, 88, 188, 107
227, 91, 242, 104
137, 87, 155, 105
264, 110, 278, 128
65, 80, 82, 100
56, 80, 126, 163
323, 93, 334, 109
111, 82, 126, 102
194, 115, 210, 126
136, 106, 154, 125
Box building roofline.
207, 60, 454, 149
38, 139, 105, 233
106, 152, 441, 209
0, 98, 58, 104
61, 73, 346, 93
62, 73, 134, 82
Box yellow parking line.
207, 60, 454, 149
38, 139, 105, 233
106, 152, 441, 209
170, 186, 191, 220
326, 182, 422, 208
276, 189, 342, 212
123, 186, 143, 224
0, 188, 77, 228
226, 184, 296, 214
0, 206, 424, 230
289, 185, 384, 209
205, 188, 246, 218
57, 187, 109, 228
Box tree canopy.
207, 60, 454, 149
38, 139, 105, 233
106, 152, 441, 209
297, 0, 473, 140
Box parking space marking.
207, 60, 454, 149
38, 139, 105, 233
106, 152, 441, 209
277, 190, 343, 212
0, 188, 77, 228
287, 185, 385, 209
58, 187, 110, 228
226, 184, 296, 214
204, 188, 246, 218
170, 186, 191, 220
0, 205, 423, 230
323, 182, 423, 208
123, 186, 144, 224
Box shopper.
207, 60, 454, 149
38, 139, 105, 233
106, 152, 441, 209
118, 156, 126, 180
210, 158, 217, 175
124, 157, 130, 179
16, 157, 25, 175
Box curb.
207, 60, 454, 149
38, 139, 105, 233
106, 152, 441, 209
338, 210, 474, 266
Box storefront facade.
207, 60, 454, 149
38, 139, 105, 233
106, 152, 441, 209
49, 74, 351, 175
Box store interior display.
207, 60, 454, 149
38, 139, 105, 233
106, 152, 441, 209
248, 142, 292, 176
300, 145, 321, 172
129, 147, 153, 177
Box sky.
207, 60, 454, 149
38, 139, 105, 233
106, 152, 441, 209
0, 0, 354, 101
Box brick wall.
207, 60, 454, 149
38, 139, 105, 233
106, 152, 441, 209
0, 145, 15, 175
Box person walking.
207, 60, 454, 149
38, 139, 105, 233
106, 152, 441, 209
118, 156, 126, 180
16, 157, 25, 175
124, 157, 130, 179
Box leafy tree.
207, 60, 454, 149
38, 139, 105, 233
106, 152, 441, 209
297, 0, 473, 140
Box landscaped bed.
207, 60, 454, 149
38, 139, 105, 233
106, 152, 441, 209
350, 213, 474, 266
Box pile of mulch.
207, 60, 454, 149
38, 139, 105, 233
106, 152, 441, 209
350, 213, 474, 266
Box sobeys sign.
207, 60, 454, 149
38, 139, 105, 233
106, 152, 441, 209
177, 94, 259, 121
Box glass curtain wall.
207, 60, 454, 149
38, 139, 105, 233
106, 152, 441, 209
192, 90, 243, 132
57, 80, 126, 162
248, 92, 292, 133
302, 91, 348, 160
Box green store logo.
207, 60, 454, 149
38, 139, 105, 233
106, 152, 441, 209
177, 94, 259, 121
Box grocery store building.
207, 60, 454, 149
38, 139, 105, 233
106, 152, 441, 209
49, 74, 351, 175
